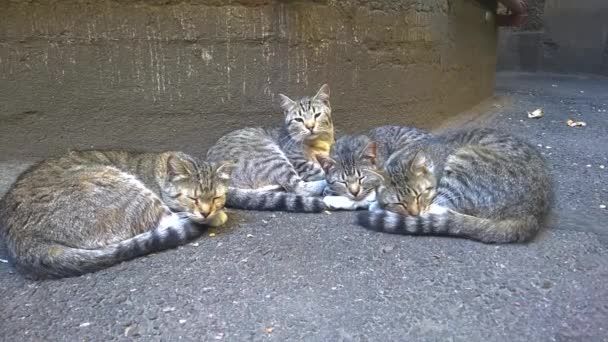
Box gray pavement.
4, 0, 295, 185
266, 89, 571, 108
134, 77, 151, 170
1, 72, 607, 341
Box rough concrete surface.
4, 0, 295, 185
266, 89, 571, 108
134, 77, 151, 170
1, 73, 607, 341
497, 0, 608, 75
0, 0, 497, 160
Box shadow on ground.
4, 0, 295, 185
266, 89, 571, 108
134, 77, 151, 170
1, 73, 607, 341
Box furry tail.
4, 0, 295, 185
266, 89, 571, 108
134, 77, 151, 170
227, 188, 326, 212
15, 212, 206, 279
357, 209, 541, 243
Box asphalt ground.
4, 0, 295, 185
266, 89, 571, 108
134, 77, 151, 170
1, 72, 607, 341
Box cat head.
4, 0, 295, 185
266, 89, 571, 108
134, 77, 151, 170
160, 152, 233, 224
377, 150, 438, 216
318, 135, 383, 201
278, 84, 333, 144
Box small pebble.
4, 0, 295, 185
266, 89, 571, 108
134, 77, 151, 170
545, 146, 552, 149
586, 164, 592, 168
162, 306, 176, 313
600, 205, 606, 209
600, 165, 605, 169
179, 319, 187, 324
124, 324, 140, 337
541, 281, 553, 289
381, 245, 395, 253
79, 322, 91, 328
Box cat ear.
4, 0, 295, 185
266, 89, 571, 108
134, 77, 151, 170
361, 141, 377, 165
316, 154, 336, 173
215, 162, 235, 182
167, 155, 195, 180
278, 94, 296, 112
409, 151, 431, 175
313, 84, 330, 103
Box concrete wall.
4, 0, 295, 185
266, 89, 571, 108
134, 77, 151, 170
498, 0, 608, 75
0, 0, 498, 161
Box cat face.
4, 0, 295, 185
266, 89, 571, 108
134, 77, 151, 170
320, 137, 383, 201
161, 154, 233, 224
279, 84, 333, 143
378, 151, 437, 215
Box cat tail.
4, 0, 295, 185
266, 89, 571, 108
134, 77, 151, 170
17, 212, 206, 279
226, 187, 326, 212
357, 208, 540, 244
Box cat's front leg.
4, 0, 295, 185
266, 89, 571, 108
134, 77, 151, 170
323, 193, 376, 211
368, 200, 381, 211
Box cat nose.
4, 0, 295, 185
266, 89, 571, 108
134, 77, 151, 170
408, 205, 420, 216
305, 122, 315, 131
348, 183, 360, 197
199, 204, 211, 218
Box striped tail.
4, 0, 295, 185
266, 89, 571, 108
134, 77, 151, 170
17, 212, 206, 279
357, 209, 541, 244
226, 188, 326, 212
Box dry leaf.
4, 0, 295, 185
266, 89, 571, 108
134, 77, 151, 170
566, 119, 586, 127
209, 232, 216, 237
527, 108, 544, 119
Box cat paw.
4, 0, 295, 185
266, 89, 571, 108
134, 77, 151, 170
368, 200, 381, 211
297, 180, 327, 196
206, 210, 228, 227
323, 196, 358, 210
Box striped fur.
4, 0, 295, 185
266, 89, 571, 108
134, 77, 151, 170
0, 150, 230, 279
359, 208, 541, 244
358, 128, 552, 243
369, 125, 435, 168
207, 84, 334, 211
317, 126, 434, 211
227, 188, 326, 212
6, 212, 206, 279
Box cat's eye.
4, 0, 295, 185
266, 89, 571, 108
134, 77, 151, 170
314, 113, 321, 119
395, 203, 407, 211
212, 196, 222, 202
170, 193, 182, 199
293, 118, 304, 123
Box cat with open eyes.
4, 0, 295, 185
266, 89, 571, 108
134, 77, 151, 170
207, 84, 339, 212
357, 127, 552, 243
0, 150, 232, 279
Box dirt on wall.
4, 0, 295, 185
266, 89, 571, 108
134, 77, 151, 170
497, 0, 608, 75
0, 0, 498, 161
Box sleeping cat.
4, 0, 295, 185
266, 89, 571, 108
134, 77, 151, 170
357, 127, 552, 243
207, 84, 335, 212
0, 150, 232, 279
319, 126, 434, 210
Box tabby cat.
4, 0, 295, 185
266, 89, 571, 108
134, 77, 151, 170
319, 126, 434, 210
318, 134, 382, 210
207, 84, 334, 212
358, 128, 552, 243
0, 150, 232, 279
